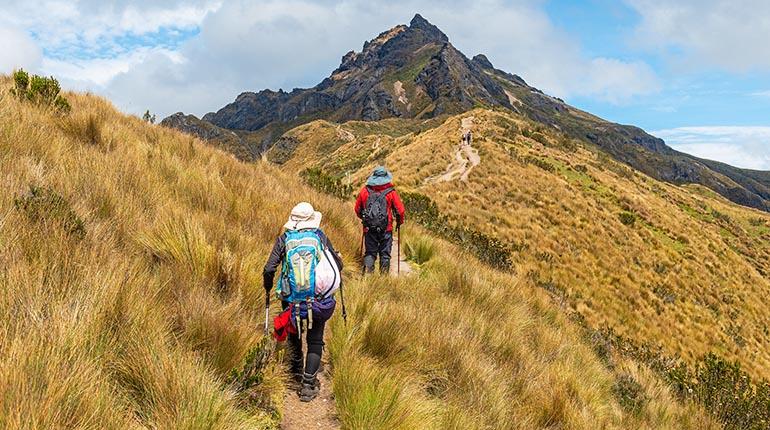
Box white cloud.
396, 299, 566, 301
626, 0, 770, 72
582, 57, 661, 103
653, 126, 770, 170
3, 1, 221, 50
0, 24, 42, 73
751, 90, 770, 98
42, 47, 183, 90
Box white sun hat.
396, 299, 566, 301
284, 202, 322, 231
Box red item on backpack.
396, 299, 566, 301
273, 308, 297, 341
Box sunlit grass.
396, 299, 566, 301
0, 78, 360, 427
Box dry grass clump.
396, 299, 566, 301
329, 225, 718, 429
0, 77, 360, 427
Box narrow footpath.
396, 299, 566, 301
280, 232, 411, 428
427, 116, 480, 183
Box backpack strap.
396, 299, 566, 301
382, 187, 396, 222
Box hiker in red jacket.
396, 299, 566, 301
354, 166, 406, 274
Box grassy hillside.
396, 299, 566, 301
329, 229, 717, 429
0, 79, 360, 428
0, 79, 723, 428
271, 108, 770, 384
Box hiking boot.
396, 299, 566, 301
288, 349, 304, 384
298, 372, 320, 402
289, 371, 303, 387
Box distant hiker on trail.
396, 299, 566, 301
461, 131, 472, 146
263, 202, 344, 402
355, 166, 406, 274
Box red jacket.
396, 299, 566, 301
354, 183, 406, 232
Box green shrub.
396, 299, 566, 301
618, 211, 636, 226
226, 337, 279, 415
522, 156, 556, 172
12, 69, 71, 114
401, 192, 515, 271
404, 236, 436, 264
14, 185, 86, 239
531, 131, 549, 145
675, 354, 770, 430
300, 167, 353, 199
582, 325, 770, 430
613, 373, 647, 414
400, 192, 441, 227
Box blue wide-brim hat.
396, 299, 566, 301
366, 166, 393, 186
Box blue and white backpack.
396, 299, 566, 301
277, 229, 324, 329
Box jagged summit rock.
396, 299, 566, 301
409, 13, 449, 42
163, 14, 770, 212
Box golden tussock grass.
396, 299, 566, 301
0, 79, 361, 428
329, 228, 718, 429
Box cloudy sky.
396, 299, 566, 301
1, 0, 769, 169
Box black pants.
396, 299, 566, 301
282, 301, 326, 377
363, 230, 393, 273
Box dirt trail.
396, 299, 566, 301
390, 230, 414, 276
428, 116, 480, 183
280, 341, 339, 429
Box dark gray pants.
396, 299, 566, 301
363, 230, 393, 273
282, 301, 326, 377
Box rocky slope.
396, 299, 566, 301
163, 14, 770, 212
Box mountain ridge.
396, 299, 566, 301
162, 13, 770, 212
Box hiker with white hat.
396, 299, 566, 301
354, 166, 406, 274
263, 202, 344, 402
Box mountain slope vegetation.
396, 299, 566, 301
0, 78, 358, 428
272, 107, 770, 385
0, 80, 725, 428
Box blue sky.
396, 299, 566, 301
1, 0, 768, 169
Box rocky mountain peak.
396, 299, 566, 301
409, 13, 449, 43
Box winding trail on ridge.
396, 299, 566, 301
428, 116, 480, 183
280, 229, 412, 428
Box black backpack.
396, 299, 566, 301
362, 187, 393, 233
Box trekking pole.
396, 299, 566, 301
339, 280, 348, 326
360, 228, 367, 276
397, 226, 401, 275
263, 295, 270, 336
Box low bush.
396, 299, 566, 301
14, 185, 86, 239
11, 69, 71, 114
619, 211, 636, 226
404, 235, 436, 264
583, 325, 770, 430
401, 192, 515, 270
300, 167, 353, 199
613, 373, 648, 414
